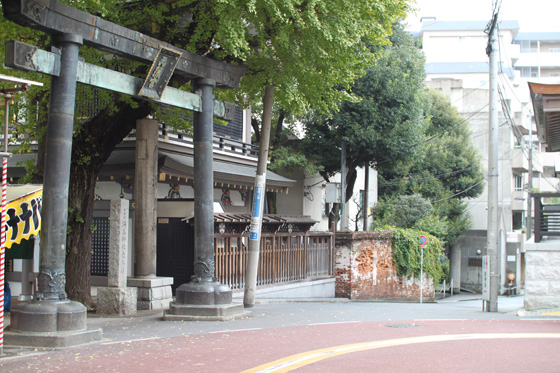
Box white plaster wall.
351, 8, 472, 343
423, 29, 515, 68
274, 167, 377, 232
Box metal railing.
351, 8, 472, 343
214, 231, 334, 290
533, 192, 560, 242
438, 279, 454, 299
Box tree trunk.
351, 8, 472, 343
345, 167, 358, 203
63, 97, 151, 308
65, 163, 97, 308
328, 203, 341, 231
267, 191, 277, 214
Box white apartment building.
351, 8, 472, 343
416, 19, 560, 293
513, 32, 560, 199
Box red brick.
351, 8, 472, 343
334, 231, 435, 301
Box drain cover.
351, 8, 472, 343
385, 324, 421, 328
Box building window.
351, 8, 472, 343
549, 48, 560, 53
514, 174, 524, 191
512, 212, 523, 230
517, 67, 538, 78
520, 40, 538, 53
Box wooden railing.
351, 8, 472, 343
214, 231, 334, 290
533, 192, 560, 243
157, 125, 260, 158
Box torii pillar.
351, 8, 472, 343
165, 78, 246, 321
127, 118, 173, 310
6, 34, 102, 347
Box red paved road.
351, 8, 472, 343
1, 320, 559, 372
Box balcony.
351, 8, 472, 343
512, 190, 528, 211
512, 148, 529, 172
512, 147, 543, 174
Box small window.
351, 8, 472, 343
514, 175, 524, 191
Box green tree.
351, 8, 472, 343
373, 194, 433, 228
377, 89, 485, 246
181, 0, 413, 194
180, 0, 410, 114
300, 22, 428, 205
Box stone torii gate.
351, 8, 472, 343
2, 0, 247, 347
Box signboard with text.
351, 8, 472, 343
139, 46, 182, 99
250, 175, 265, 241
482, 255, 490, 301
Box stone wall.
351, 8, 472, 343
524, 239, 560, 311
335, 231, 434, 302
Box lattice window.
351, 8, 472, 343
91, 217, 110, 276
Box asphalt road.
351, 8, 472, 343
1, 294, 559, 372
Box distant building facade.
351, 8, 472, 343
415, 19, 560, 293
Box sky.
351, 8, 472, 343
405, 0, 560, 32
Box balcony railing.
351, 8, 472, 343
125, 124, 260, 159
533, 192, 560, 242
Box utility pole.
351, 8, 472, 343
363, 167, 369, 231
485, 10, 499, 312
340, 141, 346, 231
244, 85, 274, 308
527, 120, 533, 239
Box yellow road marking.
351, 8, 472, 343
542, 312, 560, 315
243, 333, 560, 373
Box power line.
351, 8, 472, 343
379, 165, 481, 187
383, 178, 486, 208
374, 102, 490, 169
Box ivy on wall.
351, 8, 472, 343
378, 227, 446, 284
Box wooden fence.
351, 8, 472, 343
214, 231, 333, 290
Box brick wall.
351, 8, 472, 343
335, 231, 434, 302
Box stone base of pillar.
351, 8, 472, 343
6, 300, 103, 348
127, 277, 173, 310
164, 282, 249, 321
96, 287, 138, 316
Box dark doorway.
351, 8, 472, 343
157, 218, 194, 294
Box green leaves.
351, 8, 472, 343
300, 22, 427, 195
388, 227, 445, 284
268, 146, 323, 175
374, 194, 433, 229
377, 89, 484, 247
183, 0, 410, 115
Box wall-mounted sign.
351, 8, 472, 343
5, 186, 42, 249
506, 232, 520, 243
139, 46, 182, 100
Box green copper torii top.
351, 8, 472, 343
2, 0, 246, 88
